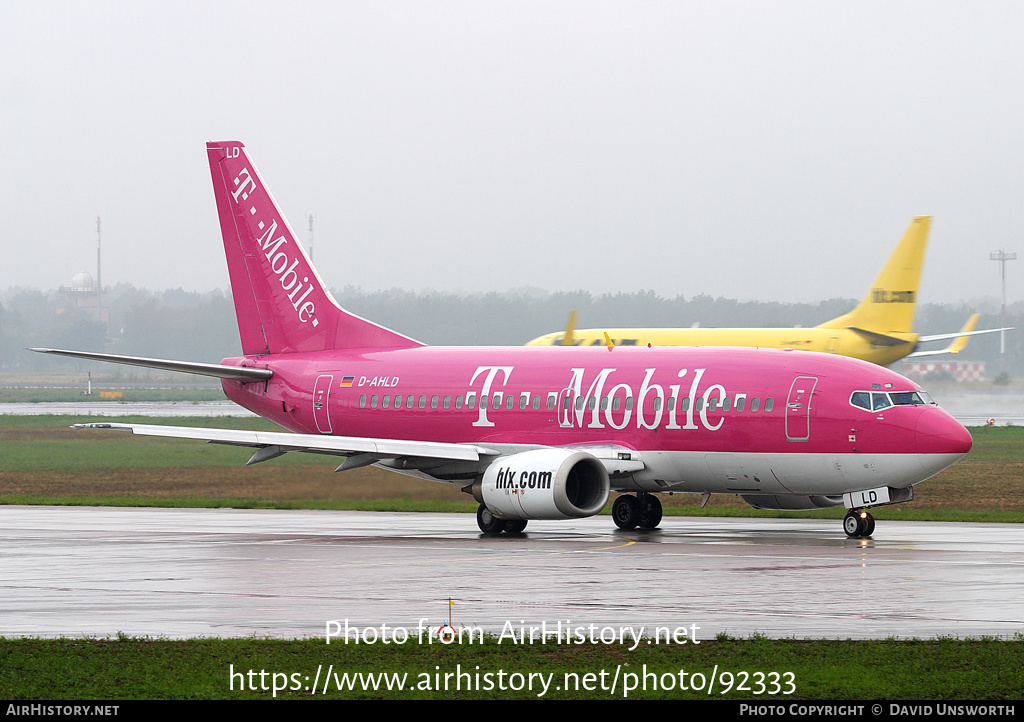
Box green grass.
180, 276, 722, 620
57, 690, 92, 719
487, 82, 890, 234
0, 415, 288, 473
961, 425, 1024, 463
1, 417, 1022, 522
1, 635, 1021, 700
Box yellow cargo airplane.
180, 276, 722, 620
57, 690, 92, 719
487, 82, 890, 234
527, 217, 1005, 366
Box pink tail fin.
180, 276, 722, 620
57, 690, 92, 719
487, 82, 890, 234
207, 141, 422, 355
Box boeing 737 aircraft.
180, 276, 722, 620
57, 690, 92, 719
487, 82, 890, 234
33, 142, 973, 539
526, 217, 1004, 365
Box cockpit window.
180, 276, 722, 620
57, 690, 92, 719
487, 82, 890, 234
890, 391, 926, 406
850, 391, 871, 410
851, 389, 937, 411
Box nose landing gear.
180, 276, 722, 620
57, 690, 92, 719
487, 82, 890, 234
843, 510, 875, 538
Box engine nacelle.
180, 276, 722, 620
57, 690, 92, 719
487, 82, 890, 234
475, 449, 610, 520
741, 494, 844, 511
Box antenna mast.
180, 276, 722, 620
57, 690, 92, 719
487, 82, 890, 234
96, 216, 102, 324
306, 212, 315, 261
989, 250, 1017, 372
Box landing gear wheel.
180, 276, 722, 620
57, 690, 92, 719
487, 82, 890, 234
612, 495, 640, 530
861, 513, 875, 537
477, 504, 506, 534
843, 511, 874, 538
504, 519, 528, 534
638, 494, 663, 529
843, 512, 861, 537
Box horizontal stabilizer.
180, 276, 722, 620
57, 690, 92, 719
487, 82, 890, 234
908, 313, 1012, 357
916, 329, 1012, 345
30, 348, 273, 381
909, 327, 1013, 357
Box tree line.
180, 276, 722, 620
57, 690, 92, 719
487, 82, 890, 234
2, 283, 1020, 376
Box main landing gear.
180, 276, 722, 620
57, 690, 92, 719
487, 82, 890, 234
476, 504, 528, 535
843, 510, 875, 538
612, 493, 663, 530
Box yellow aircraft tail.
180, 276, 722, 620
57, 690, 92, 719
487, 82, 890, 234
816, 216, 931, 340
944, 313, 978, 354
561, 310, 577, 346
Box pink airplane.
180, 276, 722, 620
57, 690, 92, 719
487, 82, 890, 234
34, 141, 973, 538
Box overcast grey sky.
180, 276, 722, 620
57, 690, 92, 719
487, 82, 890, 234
2, 1, 1022, 305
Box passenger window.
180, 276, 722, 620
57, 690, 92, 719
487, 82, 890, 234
680, 397, 691, 411
708, 397, 718, 412
506, 395, 514, 410
588, 396, 596, 411
600, 396, 609, 411
722, 398, 731, 411
547, 394, 556, 411
359, 394, 367, 409
467, 393, 476, 409
455, 394, 463, 409
694, 397, 704, 411
443, 395, 451, 409
653, 397, 662, 411
532, 395, 541, 410
370, 394, 378, 409
493, 394, 502, 410
418, 395, 426, 409
626, 397, 634, 411
575, 397, 584, 411
407, 394, 415, 409
431, 395, 438, 409
750, 398, 760, 412
612, 397, 621, 412
764, 398, 774, 412
519, 394, 527, 410
382, 395, 390, 409
480, 394, 488, 409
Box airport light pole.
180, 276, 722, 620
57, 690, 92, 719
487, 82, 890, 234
989, 250, 1016, 372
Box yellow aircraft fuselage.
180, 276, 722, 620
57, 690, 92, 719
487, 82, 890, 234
526, 217, 931, 367
529, 326, 920, 366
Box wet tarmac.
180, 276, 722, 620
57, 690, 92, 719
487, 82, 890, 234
1, 506, 1021, 641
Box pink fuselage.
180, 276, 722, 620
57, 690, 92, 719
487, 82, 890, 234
220, 345, 971, 497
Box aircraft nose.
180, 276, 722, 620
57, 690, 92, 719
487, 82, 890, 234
916, 408, 973, 456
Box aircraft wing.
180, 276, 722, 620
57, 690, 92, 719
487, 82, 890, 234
844, 327, 915, 347
73, 422, 494, 464
70, 423, 646, 476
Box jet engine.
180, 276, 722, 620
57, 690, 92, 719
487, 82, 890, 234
741, 494, 844, 511
470, 449, 610, 520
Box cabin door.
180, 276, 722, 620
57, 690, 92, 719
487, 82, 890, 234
785, 376, 817, 441
313, 374, 333, 434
